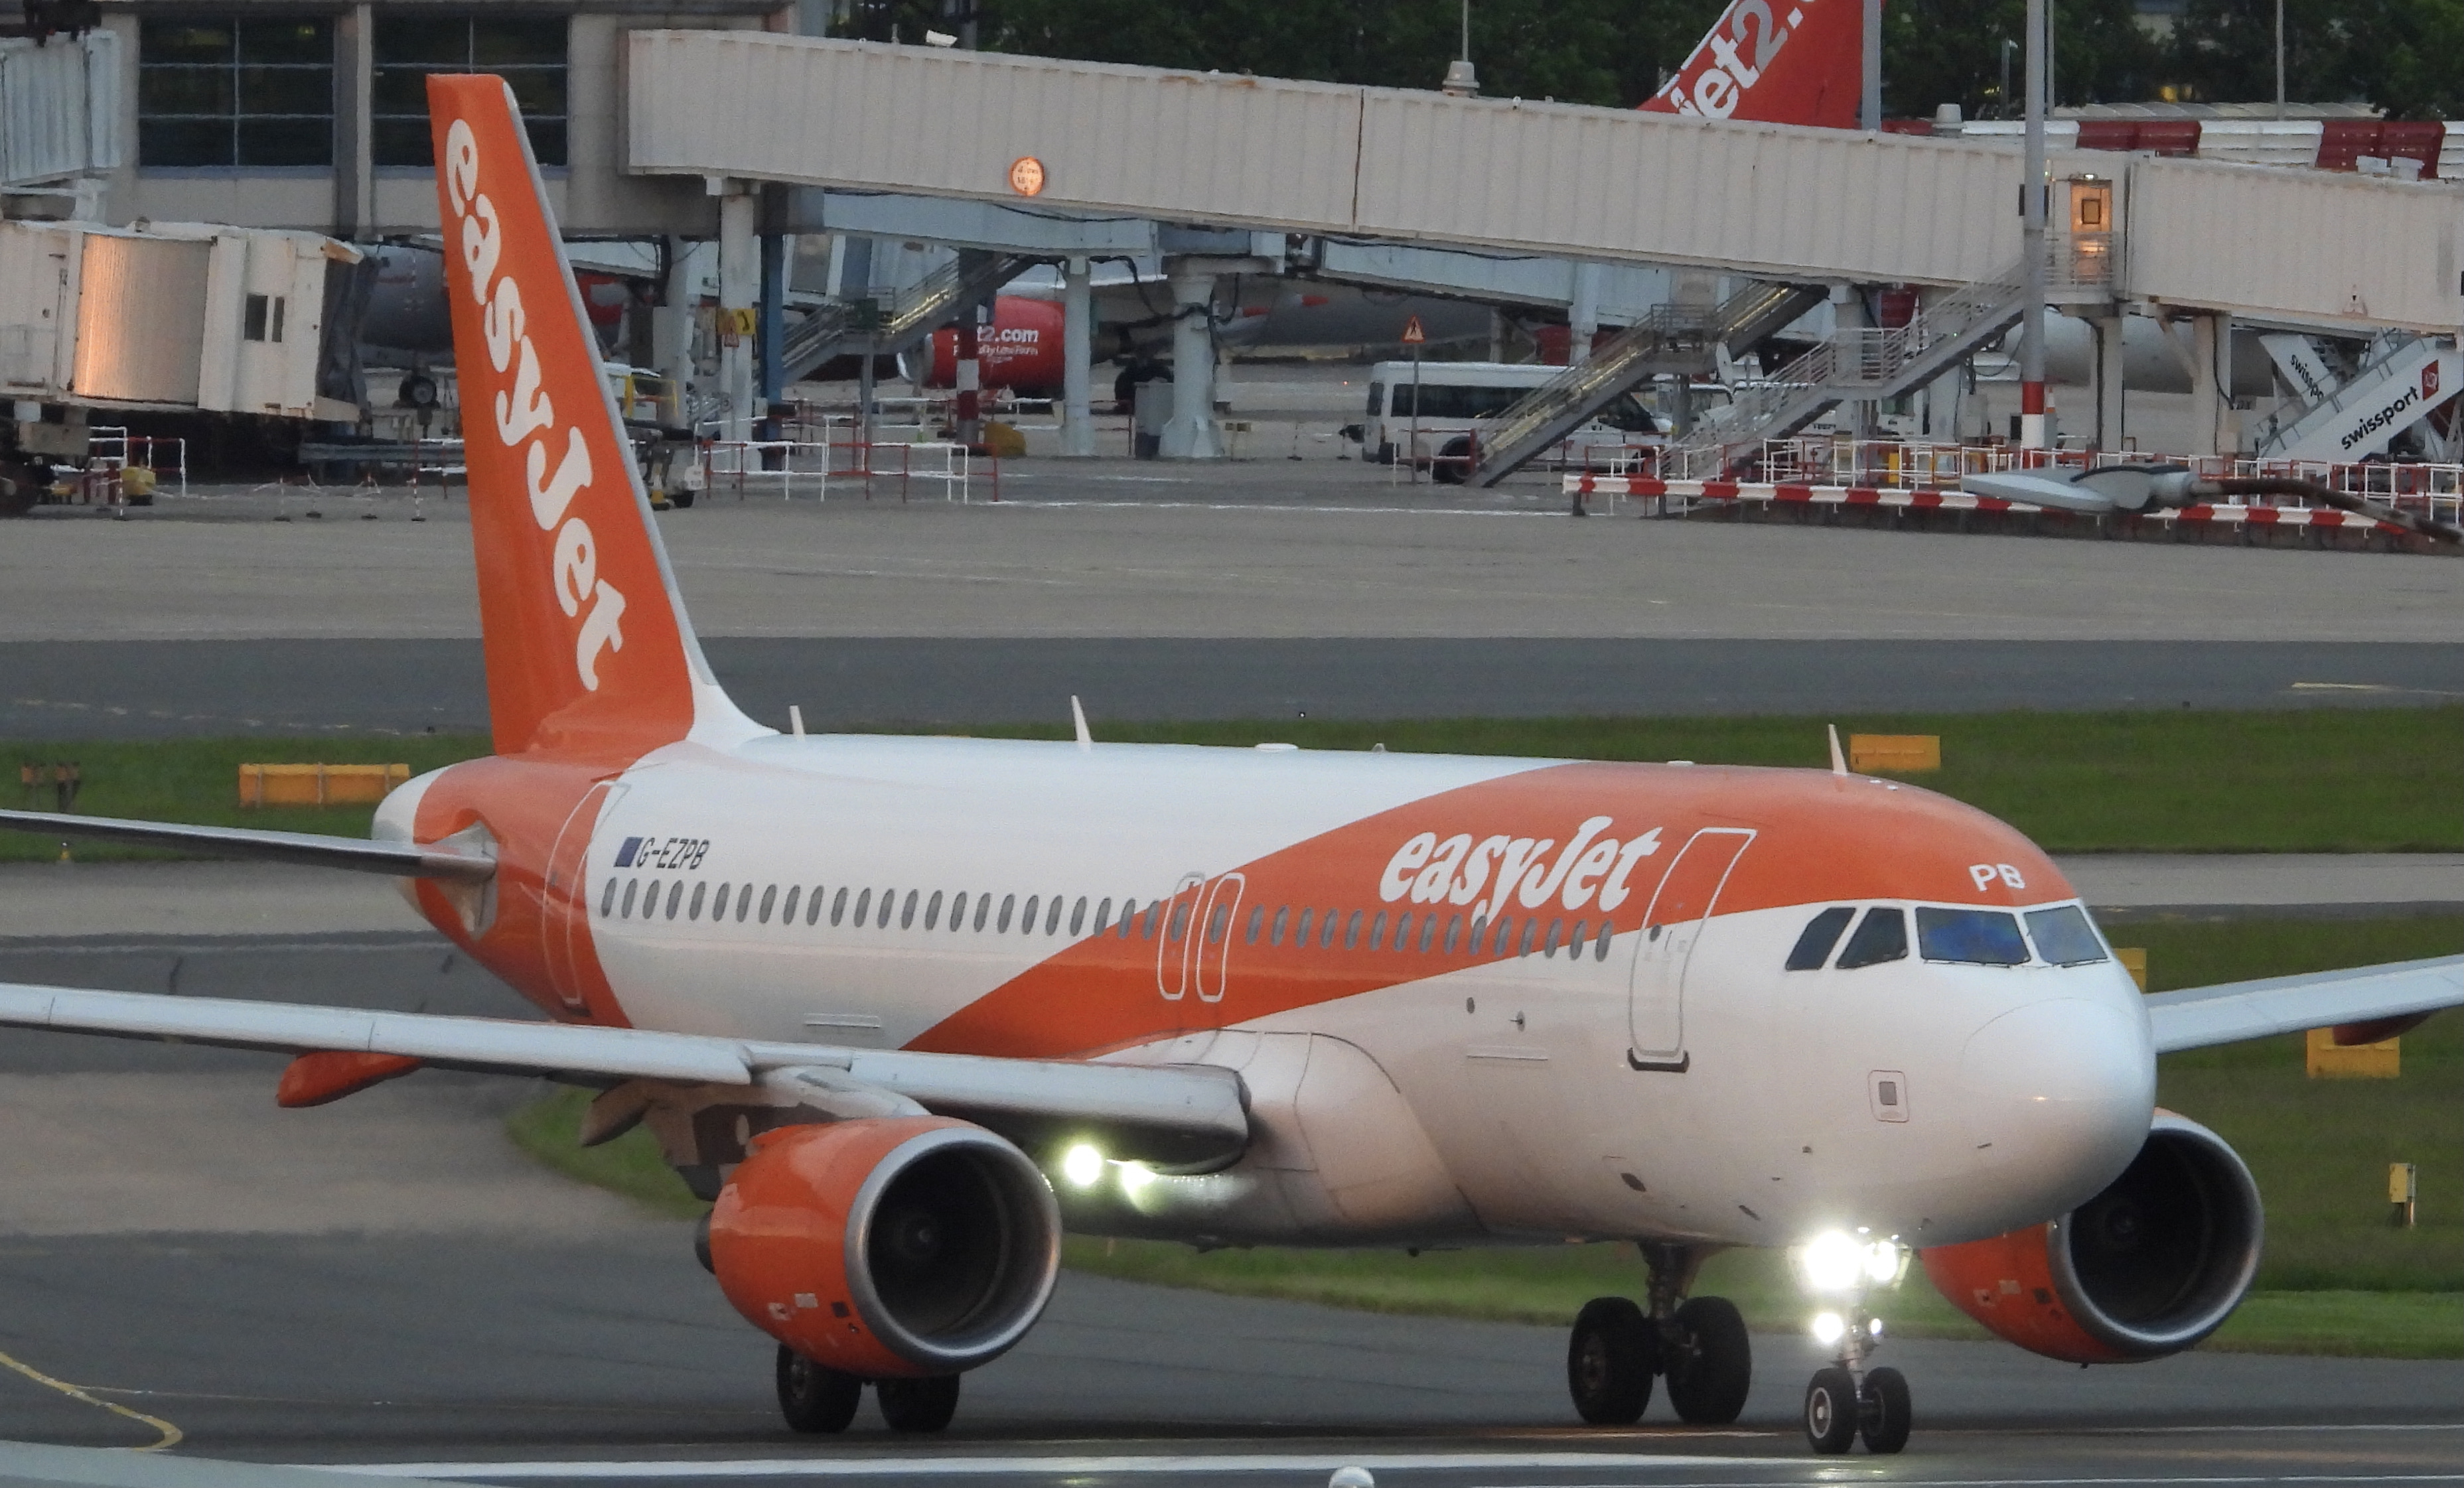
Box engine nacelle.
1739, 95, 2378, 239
1920, 1111, 2262, 1363
708, 1116, 1060, 1379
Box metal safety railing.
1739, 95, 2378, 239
702, 435, 988, 503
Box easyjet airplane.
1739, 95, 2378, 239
5, 77, 2460, 1455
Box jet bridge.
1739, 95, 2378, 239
626, 31, 2464, 338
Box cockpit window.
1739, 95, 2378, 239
1786, 906, 1856, 970
1834, 907, 1908, 969
2025, 905, 2110, 966
1915, 906, 2030, 966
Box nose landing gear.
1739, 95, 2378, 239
1801, 1349, 1911, 1454
1792, 1231, 1915, 1454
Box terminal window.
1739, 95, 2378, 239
372, 16, 569, 168
138, 17, 334, 168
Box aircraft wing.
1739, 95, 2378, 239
2143, 954, 2464, 1053
0, 809, 494, 882
0, 980, 1250, 1164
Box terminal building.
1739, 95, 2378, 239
1, 0, 2459, 495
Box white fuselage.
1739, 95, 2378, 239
384, 734, 2156, 1256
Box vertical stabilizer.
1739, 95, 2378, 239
427, 74, 759, 759
1640, 0, 1867, 129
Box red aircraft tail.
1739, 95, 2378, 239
1639, 0, 1867, 129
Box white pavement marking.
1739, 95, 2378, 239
319, 1454, 1748, 1479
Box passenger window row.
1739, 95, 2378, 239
1784, 902, 2110, 972
1249, 903, 1615, 965
596, 876, 1621, 965
599, 879, 1150, 938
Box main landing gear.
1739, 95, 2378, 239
776, 1345, 962, 1434
1566, 1245, 1752, 1427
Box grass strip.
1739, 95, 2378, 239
9, 706, 2463, 859
504, 1085, 707, 1221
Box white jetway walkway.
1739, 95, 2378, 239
627, 31, 2464, 448
630, 32, 2461, 331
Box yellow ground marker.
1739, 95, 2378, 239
0, 1346, 183, 1450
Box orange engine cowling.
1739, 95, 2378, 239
707, 1116, 1061, 1379
1920, 1111, 2262, 1364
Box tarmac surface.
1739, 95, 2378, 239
3, 638, 2460, 738
0, 874, 2457, 1485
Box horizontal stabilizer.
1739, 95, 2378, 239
0, 809, 495, 881
2144, 954, 2464, 1053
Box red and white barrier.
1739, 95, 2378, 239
1565, 474, 2410, 535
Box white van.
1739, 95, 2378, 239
1350, 362, 1728, 481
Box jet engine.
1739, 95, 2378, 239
1919, 1111, 2262, 1363
707, 1116, 1061, 1379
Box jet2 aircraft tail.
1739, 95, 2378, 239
1640, 0, 1868, 129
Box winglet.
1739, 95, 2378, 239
1071, 695, 1093, 752
1827, 724, 1849, 776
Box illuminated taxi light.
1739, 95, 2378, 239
1060, 1143, 1104, 1189
1810, 1311, 1847, 1345
1869, 1317, 1886, 1339
1798, 1230, 1865, 1292
1118, 1161, 1156, 1193
1864, 1240, 1903, 1284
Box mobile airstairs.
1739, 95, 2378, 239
780, 251, 1041, 383
1654, 260, 2033, 480
1469, 281, 1824, 486
2249, 331, 2461, 463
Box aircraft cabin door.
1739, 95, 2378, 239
1625, 827, 1755, 1071
542, 780, 626, 1015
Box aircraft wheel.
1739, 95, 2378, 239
1662, 1295, 1751, 1424
1566, 1296, 1654, 1424
774, 1345, 861, 1434
1858, 1365, 1911, 1454
1802, 1366, 1859, 1454
877, 1373, 961, 1433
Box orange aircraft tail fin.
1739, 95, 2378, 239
1639, 0, 1868, 129
426, 74, 755, 760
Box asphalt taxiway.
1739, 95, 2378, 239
1, 902, 2457, 1487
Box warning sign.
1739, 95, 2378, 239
1400, 315, 1426, 345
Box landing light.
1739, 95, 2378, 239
1798, 1230, 1865, 1292
1060, 1143, 1104, 1189
1796, 1229, 1903, 1293
1810, 1311, 1846, 1345
1118, 1161, 1156, 1193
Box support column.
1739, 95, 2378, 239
1569, 261, 1603, 367
1158, 263, 1222, 459
2018, 0, 2049, 448
2215, 313, 2239, 454
654, 236, 699, 430
2094, 312, 2126, 452
758, 230, 786, 414
1832, 283, 1871, 438
333, 3, 372, 237
1060, 253, 1094, 457
952, 249, 988, 450
717, 185, 758, 441
2189, 313, 2221, 458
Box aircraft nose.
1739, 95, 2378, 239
1957, 998, 2153, 1214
